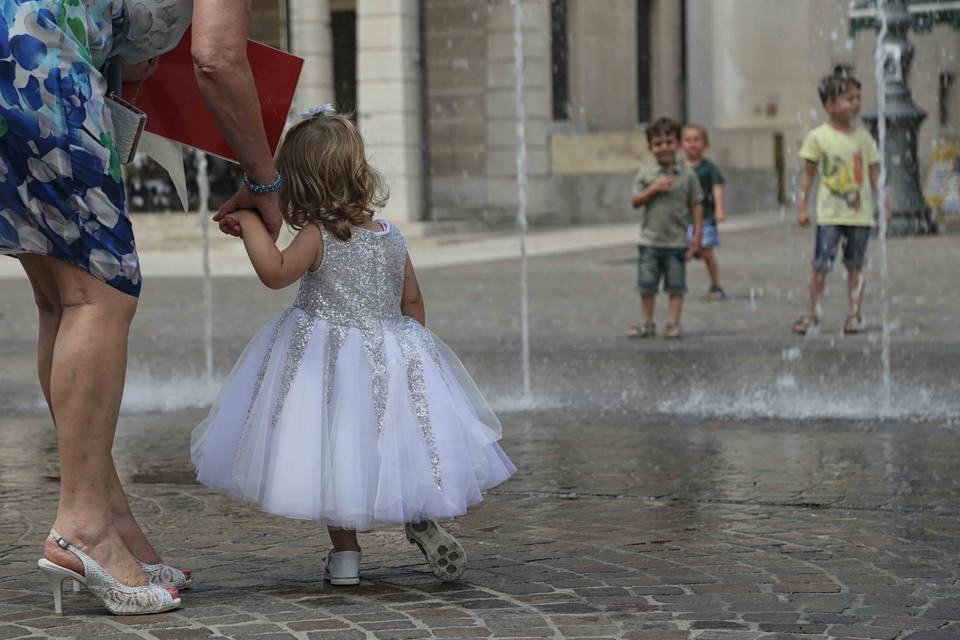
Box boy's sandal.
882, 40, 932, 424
627, 322, 656, 339
843, 315, 863, 335
792, 316, 817, 336
663, 322, 682, 339
706, 286, 727, 302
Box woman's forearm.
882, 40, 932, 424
191, 2, 274, 183
194, 61, 275, 183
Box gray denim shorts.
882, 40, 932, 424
637, 246, 687, 295
813, 225, 871, 271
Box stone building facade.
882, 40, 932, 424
139, 0, 959, 228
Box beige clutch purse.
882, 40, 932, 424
107, 92, 147, 164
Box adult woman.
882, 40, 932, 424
0, 0, 282, 615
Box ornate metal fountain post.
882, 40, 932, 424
858, 0, 935, 234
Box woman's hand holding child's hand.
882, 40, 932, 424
216, 209, 260, 238
216, 189, 283, 241
218, 216, 241, 237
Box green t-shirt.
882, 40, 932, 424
633, 162, 704, 248
799, 123, 881, 227
689, 158, 725, 222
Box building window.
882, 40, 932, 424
550, 0, 569, 121
637, 0, 652, 123
940, 72, 954, 127
331, 9, 357, 115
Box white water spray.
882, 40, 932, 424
513, 0, 531, 398
874, 0, 892, 413
195, 149, 214, 383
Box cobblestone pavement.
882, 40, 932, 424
2, 221, 960, 639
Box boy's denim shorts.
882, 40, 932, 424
813, 225, 871, 271
687, 220, 720, 248
637, 245, 687, 295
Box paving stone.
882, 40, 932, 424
288, 619, 351, 632
828, 626, 902, 640
305, 632, 367, 640
0, 626, 30, 640
150, 629, 218, 640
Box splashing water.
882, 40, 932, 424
513, 0, 531, 398
195, 150, 214, 383
657, 382, 960, 422
874, 0, 892, 412
121, 368, 222, 414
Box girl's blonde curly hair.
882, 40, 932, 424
276, 113, 389, 241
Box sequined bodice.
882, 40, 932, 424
294, 223, 407, 330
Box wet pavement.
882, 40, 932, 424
2, 218, 960, 639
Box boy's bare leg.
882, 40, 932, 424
327, 527, 361, 552
641, 294, 656, 324
804, 269, 827, 320
702, 248, 720, 290
847, 267, 864, 320
667, 294, 684, 325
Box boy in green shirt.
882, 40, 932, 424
682, 123, 727, 301
793, 66, 883, 336
627, 118, 704, 340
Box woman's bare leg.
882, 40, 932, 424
21, 257, 166, 566
19, 256, 61, 410
25, 257, 147, 586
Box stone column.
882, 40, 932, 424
287, 0, 335, 115
485, 0, 552, 223
357, 0, 424, 223
650, 0, 684, 120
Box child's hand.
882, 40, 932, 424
218, 215, 242, 237
652, 175, 676, 192
216, 208, 259, 238
715, 208, 727, 223
797, 206, 811, 227
686, 242, 701, 261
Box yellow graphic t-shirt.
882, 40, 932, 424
799, 124, 881, 227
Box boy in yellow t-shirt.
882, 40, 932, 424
793, 66, 883, 336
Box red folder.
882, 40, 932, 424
131, 27, 303, 161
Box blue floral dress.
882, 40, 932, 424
0, 0, 191, 297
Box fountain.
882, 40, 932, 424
874, 0, 893, 413
195, 149, 215, 384
513, 0, 531, 399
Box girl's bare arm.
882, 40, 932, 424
232, 211, 322, 290
401, 254, 426, 326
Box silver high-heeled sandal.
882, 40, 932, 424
37, 529, 181, 616
137, 560, 193, 589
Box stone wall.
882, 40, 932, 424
425, 0, 551, 226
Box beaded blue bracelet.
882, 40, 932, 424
243, 171, 283, 194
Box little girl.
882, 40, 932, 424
191, 110, 515, 585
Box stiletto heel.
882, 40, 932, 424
37, 530, 181, 616
38, 562, 72, 615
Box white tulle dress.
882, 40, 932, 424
191, 221, 515, 530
